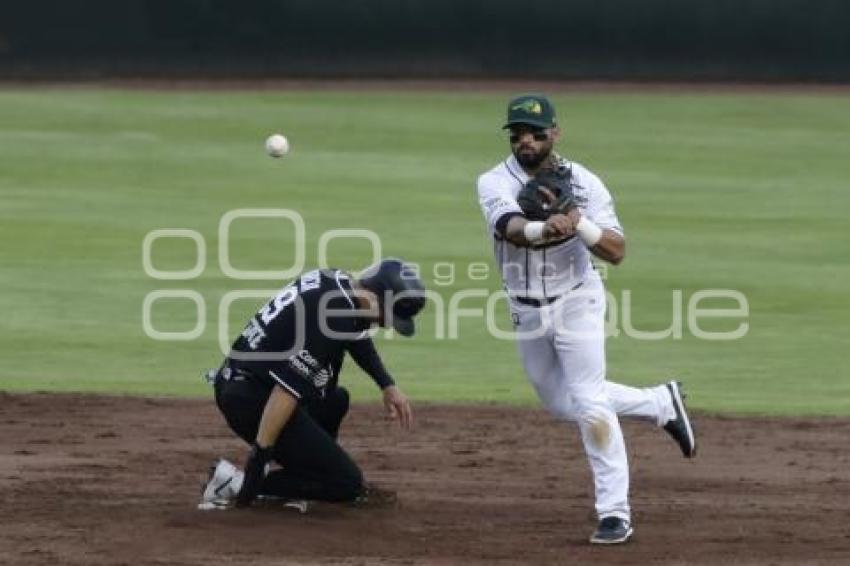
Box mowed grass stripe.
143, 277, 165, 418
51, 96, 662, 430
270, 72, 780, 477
0, 89, 848, 415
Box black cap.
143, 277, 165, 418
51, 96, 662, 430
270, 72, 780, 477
503, 94, 556, 130
358, 258, 427, 337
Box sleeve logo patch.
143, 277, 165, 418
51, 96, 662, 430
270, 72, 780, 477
484, 197, 515, 215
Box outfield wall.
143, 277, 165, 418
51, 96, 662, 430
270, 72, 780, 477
1, 0, 848, 81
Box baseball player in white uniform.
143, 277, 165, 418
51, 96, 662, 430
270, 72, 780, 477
476, 94, 697, 544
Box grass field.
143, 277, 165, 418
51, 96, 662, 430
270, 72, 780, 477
0, 87, 848, 415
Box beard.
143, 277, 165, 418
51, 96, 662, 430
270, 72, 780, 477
513, 144, 552, 169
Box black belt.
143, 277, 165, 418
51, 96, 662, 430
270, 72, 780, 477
514, 296, 559, 307
512, 281, 584, 308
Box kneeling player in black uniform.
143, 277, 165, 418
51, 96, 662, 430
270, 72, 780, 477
199, 258, 426, 510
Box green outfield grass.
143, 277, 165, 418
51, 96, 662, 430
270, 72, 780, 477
1, 87, 848, 416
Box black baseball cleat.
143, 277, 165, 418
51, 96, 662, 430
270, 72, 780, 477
351, 482, 398, 508
664, 381, 697, 458
590, 516, 634, 544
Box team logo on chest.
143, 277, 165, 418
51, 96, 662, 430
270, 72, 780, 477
288, 349, 333, 389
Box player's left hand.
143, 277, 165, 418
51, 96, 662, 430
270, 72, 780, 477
517, 170, 577, 222
382, 385, 413, 431
236, 443, 272, 507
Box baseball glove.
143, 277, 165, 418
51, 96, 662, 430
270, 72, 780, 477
516, 165, 577, 221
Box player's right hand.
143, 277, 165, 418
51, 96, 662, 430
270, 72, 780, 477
543, 213, 577, 239
382, 385, 414, 431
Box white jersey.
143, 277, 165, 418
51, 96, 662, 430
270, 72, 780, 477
477, 154, 623, 298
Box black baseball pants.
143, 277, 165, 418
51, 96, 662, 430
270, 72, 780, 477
214, 375, 363, 502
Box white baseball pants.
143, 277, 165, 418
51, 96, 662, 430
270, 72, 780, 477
512, 272, 672, 520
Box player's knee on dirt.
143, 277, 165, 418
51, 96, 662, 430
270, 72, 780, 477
323, 441, 365, 502
336, 464, 365, 502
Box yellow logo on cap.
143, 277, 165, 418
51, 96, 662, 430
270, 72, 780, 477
512, 99, 543, 114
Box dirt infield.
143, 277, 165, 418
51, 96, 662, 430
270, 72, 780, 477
1, 393, 848, 565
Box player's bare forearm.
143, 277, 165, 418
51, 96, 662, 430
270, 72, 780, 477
589, 230, 625, 265
236, 386, 297, 507
255, 386, 298, 448
503, 216, 533, 246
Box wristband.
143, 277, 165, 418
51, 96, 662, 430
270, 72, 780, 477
576, 217, 603, 246
523, 221, 545, 243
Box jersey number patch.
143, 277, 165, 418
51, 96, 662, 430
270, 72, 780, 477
259, 286, 298, 325
242, 286, 299, 350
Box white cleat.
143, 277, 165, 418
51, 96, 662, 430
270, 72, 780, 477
198, 458, 244, 511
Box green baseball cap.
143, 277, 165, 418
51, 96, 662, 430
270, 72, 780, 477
503, 94, 556, 129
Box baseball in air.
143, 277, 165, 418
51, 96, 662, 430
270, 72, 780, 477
265, 134, 290, 158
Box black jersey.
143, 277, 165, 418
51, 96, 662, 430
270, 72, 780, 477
227, 268, 375, 401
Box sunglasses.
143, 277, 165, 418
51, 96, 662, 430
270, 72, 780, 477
509, 131, 549, 143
